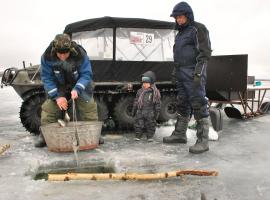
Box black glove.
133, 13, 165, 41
194, 74, 201, 88
194, 63, 203, 88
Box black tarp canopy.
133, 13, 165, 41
64, 16, 175, 34
63, 16, 176, 83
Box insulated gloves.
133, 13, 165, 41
194, 63, 204, 88
194, 74, 201, 88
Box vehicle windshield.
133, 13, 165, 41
72, 28, 175, 61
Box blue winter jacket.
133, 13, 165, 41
41, 42, 93, 101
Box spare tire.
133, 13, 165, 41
260, 101, 270, 113
159, 95, 177, 122
209, 107, 223, 132
114, 96, 135, 129
20, 90, 46, 135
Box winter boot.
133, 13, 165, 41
189, 117, 209, 154
134, 132, 143, 141
163, 115, 189, 143
146, 134, 154, 142
34, 133, 46, 148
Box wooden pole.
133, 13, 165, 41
48, 169, 218, 181
0, 144, 10, 155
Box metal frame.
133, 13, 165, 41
209, 86, 270, 119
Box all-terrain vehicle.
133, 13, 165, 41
2, 16, 269, 135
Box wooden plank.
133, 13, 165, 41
48, 169, 218, 181
0, 144, 10, 155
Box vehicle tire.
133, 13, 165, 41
260, 101, 270, 113
114, 96, 135, 129
96, 99, 109, 121
159, 95, 177, 122
20, 90, 46, 135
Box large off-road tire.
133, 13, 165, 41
159, 95, 177, 122
114, 96, 135, 130
20, 90, 46, 135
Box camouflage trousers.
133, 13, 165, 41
41, 97, 98, 125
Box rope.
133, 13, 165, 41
72, 99, 80, 147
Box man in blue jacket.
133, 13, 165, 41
35, 33, 100, 147
163, 2, 212, 154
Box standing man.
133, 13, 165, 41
163, 2, 212, 154
35, 33, 101, 147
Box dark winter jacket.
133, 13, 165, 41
41, 42, 93, 101
172, 2, 212, 68
132, 86, 161, 118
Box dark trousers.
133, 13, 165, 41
175, 65, 209, 120
134, 110, 156, 139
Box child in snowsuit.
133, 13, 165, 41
132, 71, 161, 142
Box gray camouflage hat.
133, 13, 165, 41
53, 33, 72, 53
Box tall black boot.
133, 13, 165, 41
34, 133, 46, 148
189, 117, 209, 154
163, 115, 189, 143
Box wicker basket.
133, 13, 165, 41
41, 121, 102, 152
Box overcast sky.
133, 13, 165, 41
1, 0, 270, 78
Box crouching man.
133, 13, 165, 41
35, 33, 103, 147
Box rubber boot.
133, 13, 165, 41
146, 133, 154, 142
189, 117, 209, 154
34, 133, 46, 148
134, 132, 143, 141
163, 115, 189, 143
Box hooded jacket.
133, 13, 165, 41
171, 2, 212, 67
132, 71, 161, 117
142, 71, 156, 84
41, 42, 93, 101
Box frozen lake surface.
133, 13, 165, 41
1, 87, 270, 200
